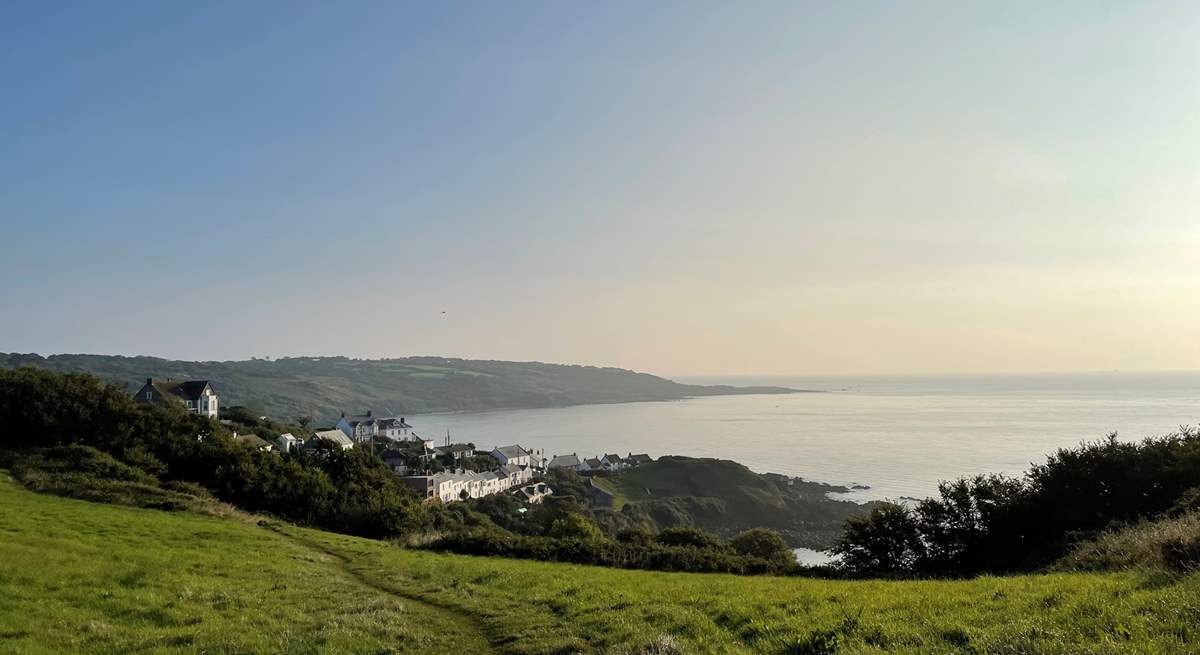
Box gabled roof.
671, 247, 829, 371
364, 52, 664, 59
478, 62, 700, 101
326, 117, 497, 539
548, 454, 580, 468
625, 453, 653, 464
234, 433, 272, 449
585, 457, 603, 468
138, 379, 213, 402
492, 445, 529, 458
313, 429, 353, 447
602, 453, 622, 463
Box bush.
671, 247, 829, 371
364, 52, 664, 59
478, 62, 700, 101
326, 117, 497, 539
730, 528, 794, 568
656, 527, 724, 550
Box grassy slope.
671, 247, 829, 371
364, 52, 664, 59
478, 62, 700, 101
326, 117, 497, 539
3, 477, 1198, 654
0, 353, 798, 423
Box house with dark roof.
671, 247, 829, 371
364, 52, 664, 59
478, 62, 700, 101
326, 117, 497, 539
623, 453, 653, 467
133, 378, 219, 418
335, 412, 415, 444
581, 456, 603, 472
434, 443, 476, 460
512, 482, 553, 504
601, 454, 625, 471
547, 454, 582, 470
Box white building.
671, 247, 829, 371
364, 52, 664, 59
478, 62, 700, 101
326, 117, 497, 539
336, 412, 415, 444
491, 445, 531, 467
277, 433, 301, 453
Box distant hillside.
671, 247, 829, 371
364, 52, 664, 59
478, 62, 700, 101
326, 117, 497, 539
610, 456, 877, 549
0, 353, 799, 424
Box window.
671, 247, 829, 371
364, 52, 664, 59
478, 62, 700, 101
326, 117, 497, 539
186, 400, 193, 408
146, 392, 153, 401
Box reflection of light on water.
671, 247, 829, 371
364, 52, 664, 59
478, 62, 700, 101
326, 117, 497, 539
793, 547, 838, 566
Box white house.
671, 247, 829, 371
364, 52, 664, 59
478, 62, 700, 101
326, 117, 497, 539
277, 433, 301, 453
133, 378, 219, 418
601, 454, 625, 471
336, 412, 416, 444
491, 445, 531, 467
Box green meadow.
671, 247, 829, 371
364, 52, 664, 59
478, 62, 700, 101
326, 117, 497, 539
1, 474, 1196, 655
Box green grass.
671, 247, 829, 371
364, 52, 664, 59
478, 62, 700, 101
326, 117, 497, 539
2, 474, 1198, 654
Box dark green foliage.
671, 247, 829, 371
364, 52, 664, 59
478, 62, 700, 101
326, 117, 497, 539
832, 503, 924, 575
730, 528, 795, 568
656, 526, 725, 550
835, 430, 1200, 576
423, 529, 791, 575
548, 513, 604, 541
0, 368, 426, 541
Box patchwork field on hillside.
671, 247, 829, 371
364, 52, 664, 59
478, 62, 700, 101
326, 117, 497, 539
1, 475, 1197, 654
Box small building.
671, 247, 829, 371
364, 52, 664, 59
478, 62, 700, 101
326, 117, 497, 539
547, 454, 582, 470
512, 482, 553, 504
133, 378, 219, 418
491, 445, 531, 467
585, 477, 615, 508
601, 454, 625, 471
623, 453, 653, 467
311, 428, 354, 451
434, 443, 476, 461
277, 433, 301, 453
233, 432, 274, 452
581, 457, 603, 472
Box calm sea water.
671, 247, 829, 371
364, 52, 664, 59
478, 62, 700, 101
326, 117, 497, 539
412, 372, 1200, 503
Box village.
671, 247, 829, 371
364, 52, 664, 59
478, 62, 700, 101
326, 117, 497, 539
132, 377, 653, 506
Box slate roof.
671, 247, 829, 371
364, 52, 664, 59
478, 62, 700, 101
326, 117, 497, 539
493, 445, 529, 459
137, 379, 213, 403
548, 454, 580, 468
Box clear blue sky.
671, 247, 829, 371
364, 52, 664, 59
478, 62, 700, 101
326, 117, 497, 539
2, 2, 1198, 375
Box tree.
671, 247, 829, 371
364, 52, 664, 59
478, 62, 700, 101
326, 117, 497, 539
655, 527, 724, 550
548, 513, 604, 541
831, 503, 923, 575
729, 528, 793, 567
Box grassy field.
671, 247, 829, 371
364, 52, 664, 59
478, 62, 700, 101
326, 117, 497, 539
2, 475, 1198, 655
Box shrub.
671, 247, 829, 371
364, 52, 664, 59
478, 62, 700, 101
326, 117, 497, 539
656, 527, 724, 550
730, 528, 794, 568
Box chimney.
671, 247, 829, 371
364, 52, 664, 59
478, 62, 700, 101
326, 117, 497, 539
146, 378, 152, 385
367, 410, 372, 418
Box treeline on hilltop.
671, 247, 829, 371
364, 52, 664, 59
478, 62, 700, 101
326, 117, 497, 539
0, 368, 800, 576
0, 352, 797, 424
833, 430, 1200, 576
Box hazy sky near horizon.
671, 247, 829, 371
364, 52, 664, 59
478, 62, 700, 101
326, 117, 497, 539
2, 2, 1199, 376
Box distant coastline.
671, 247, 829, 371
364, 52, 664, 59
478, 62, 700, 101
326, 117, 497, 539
0, 352, 813, 423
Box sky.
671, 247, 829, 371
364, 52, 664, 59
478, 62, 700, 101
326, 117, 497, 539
2, 1, 1199, 376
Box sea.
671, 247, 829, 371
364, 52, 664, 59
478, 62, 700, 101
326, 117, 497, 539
411, 372, 1200, 504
